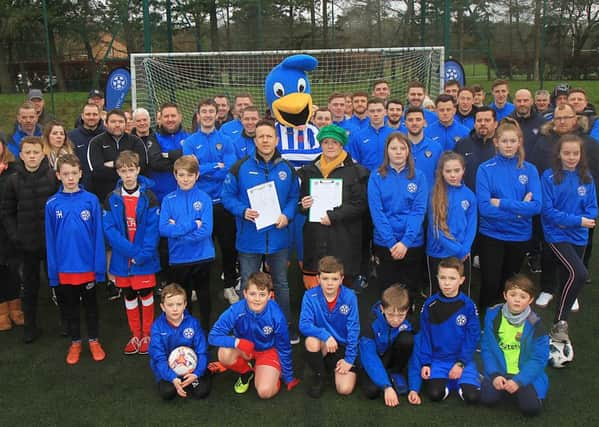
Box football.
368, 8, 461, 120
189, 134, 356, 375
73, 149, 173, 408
548, 339, 574, 369
168, 346, 198, 376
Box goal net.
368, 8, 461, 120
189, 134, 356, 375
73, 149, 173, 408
131, 47, 444, 127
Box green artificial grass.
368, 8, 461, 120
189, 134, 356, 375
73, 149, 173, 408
0, 253, 597, 426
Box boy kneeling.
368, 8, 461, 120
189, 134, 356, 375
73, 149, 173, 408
149, 283, 211, 400
208, 272, 299, 398
300, 256, 359, 398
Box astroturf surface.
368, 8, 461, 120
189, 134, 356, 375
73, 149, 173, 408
0, 249, 597, 427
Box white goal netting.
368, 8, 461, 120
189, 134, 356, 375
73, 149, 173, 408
131, 47, 444, 127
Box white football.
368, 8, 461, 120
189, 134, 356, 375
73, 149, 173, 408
168, 346, 198, 376
548, 339, 574, 369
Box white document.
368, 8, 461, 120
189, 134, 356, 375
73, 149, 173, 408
309, 178, 343, 223
247, 181, 282, 230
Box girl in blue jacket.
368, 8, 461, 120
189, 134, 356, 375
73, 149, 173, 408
476, 118, 541, 311
368, 132, 428, 297
426, 151, 477, 295
541, 134, 597, 343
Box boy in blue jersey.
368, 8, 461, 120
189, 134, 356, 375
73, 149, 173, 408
359, 285, 414, 407
159, 155, 215, 330
300, 256, 360, 398
149, 283, 211, 400
45, 154, 106, 364
480, 274, 549, 416
103, 151, 160, 355
419, 257, 480, 404
208, 272, 299, 397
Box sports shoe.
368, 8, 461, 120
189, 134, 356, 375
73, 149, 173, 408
139, 336, 150, 354
124, 336, 140, 355
307, 373, 324, 398
472, 255, 480, 269
234, 370, 254, 394
224, 286, 240, 304
550, 320, 570, 343
289, 325, 300, 345
191, 290, 198, 302
106, 281, 121, 301
66, 342, 82, 365
89, 340, 106, 361
571, 298, 580, 312
535, 292, 554, 308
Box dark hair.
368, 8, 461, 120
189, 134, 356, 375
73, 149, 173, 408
386, 99, 404, 108
491, 79, 509, 90
475, 106, 497, 121
435, 93, 456, 106
352, 91, 369, 99
255, 119, 276, 133
197, 98, 217, 111
246, 271, 273, 292
372, 79, 389, 90
444, 79, 460, 89
404, 106, 425, 118
458, 87, 474, 96
552, 134, 591, 185
407, 81, 425, 90
367, 97, 386, 107
160, 102, 180, 113
81, 103, 101, 114
55, 153, 81, 172
438, 257, 464, 276
106, 109, 126, 122
504, 274, 538, 298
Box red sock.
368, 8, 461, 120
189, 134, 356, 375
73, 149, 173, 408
140, 293, 154, 337
124, 297, 141, 338
226, 356, 252, 374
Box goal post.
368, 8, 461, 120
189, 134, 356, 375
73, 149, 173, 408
131, 47, 445, 126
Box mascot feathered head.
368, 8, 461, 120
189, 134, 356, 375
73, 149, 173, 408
264, 54, 318, 128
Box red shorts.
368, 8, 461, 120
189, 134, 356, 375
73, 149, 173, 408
254, 347, 281, 372
114, 274, 156, 290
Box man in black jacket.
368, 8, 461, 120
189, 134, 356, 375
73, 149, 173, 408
68, 103, 104, 190
0, 136, 59, 342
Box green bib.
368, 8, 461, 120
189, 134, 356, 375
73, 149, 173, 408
498, 314, 524, 375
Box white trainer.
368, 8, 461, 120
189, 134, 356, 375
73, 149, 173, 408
191, 290, 198, 302
535, 292, 553, 308
224, 286, 240, 304
571, 298, 580, 312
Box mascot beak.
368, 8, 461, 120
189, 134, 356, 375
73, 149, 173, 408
272, 93, 312, 127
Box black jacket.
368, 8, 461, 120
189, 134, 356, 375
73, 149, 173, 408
510, 110, 547, 156
0, 158, 59, 251
86, 131, 148, 201
0, 162, 18, 263
298, 153, 369, 276
68, 123, 105, 189
455, 129, 497, 192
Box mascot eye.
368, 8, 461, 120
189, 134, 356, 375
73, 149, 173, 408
297, 78, 307, 93
273, 82, 285, 98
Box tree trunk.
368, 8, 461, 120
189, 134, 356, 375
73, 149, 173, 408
209, 0, 218, 51
533, 0, 541, 80
310, 1, 316, 47
322, 0, 328, 48
48, 26, 66, 91
457, 3, 464, 63
0, 46, 12, 93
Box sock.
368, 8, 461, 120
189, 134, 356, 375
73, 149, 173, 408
124, 297, 141, 338
140, 293, 154, 337
305, 350, 325, 376
226, 356, 252, 374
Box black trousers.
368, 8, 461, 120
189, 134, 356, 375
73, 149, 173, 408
481, 377, 542, 416
361, 331, 414, 398
0, 263, 20, 303
158, 375, 211, 400
170, 261, 211, 330
478, 235, 526, 311
60, 282, 99, 341
374, 244, 424, 297
212, 203, 238, 289
549, 242, 587, 322
22, 249, 45, 331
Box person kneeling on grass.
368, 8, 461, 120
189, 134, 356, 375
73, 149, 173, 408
299, 256, 360, 398
480, 274, 549, 416
208, 272, 299, 398
149, 283, 211, 400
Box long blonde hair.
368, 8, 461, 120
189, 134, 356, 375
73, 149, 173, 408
42, 121, 73, 169
495, 117, 525, 168
431, 151, 465, 238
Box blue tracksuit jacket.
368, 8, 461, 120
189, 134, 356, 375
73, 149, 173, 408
182, 128, 237, 204
220, 119, 243, 139
368, 166, 428, 248
359, 302, 413, 389
221, 151, 299, 254
149, 311, 208, 382
541, 169, 598, 245
346, 124, 396, 172
425, 120, 470, 151
102, 177, 161, 277
149, 127, 188, 202
490, 101, 515, 121
208, 299, 294, 383
299, 285, 360, 365
476, 155, 542, 241
159, 185, 215, 265
481, 304, 549, 398
410, 136, 443, 187
426, 183, 477, 259
45, 187, 106, 286
230, 132, 256, 161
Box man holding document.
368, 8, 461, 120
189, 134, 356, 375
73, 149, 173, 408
221, 119, 300, 342
298, 125, 369, 289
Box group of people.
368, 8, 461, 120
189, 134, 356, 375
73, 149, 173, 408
0, 77, 597, 415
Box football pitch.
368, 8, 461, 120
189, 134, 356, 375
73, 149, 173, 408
0, 250, 597, 427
